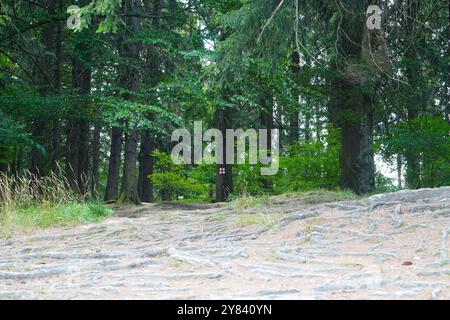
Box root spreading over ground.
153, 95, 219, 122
0, 187, 449, 300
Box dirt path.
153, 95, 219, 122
1, 188, 449, 300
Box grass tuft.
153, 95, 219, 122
229, 189, 358, 209
0, 171, 111, 236
229, 195, 270, 209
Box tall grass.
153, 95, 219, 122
0, 170, 111, 236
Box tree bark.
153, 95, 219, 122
67, 55, 91, 194
77, 120, 90, 195
444, 0, 450, 123
65, 120, 80, 190
215, 107, 233, 202
138, 131, 154, 202
289, 51, 300, 144
53, 0, 63, 94
315, 104, 321, 141
104, 127, 123, 201
30, 0, 59, 176
404, 0, 422, 189
137, 0, 162, 203
91, 123, 101, 199
335, 81, 375, 194
49, 0, 64, 171
304, 113, 311, 142
260, 93, 274, 191
331, 0, 375, 194
260, 93, 274, 149
120, 127, 140, 204
397, 154, 402, 189
216, 163, 233, 202
118, 0, 142, 204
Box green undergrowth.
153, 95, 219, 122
0, 171, 112, 237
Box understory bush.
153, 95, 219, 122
150, 151, 211, 201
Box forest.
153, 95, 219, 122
0, 0, 449, 230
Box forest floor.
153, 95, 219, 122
0, 187, 449, 300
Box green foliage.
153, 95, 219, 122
382, 116, 450, 187
233, 163, 268, 197
0, 109, 40, 165
147, 129, 342, 202
150, 152, 211, 201
374, 171, 396, 194
77, 0, 121, 33
274, 134, 341, 194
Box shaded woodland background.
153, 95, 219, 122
0, 0, 449, 205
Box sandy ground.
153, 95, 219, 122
0, 187, 449, 300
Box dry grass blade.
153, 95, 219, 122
0, 165, 110, 236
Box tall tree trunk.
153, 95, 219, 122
260, 93, 274, 149
49, 0, 64, 171
332, 0, 375, 194
53, 0, 63, 94
91, 123, 101, 199
315, 104, 321, 141
304, 113, 311, 142
215, 107, 233, 202
260, 93, 274, 191
405, 0, 425, 189
50, 120, 61, 172
118, 0, 142, 204
358, 100, 375, 193
67, 55, 91, 194
138, 0, 162, 203
397, 154, 403, 189
444, 0, 450, 123
77, 120, 90, 195
289, 112, 299, 144
138, 131, 154, 202
289, 51, 300, 144
275, 100, 284, 150
120, 128, 140, 204
104, 127, 123, 201
335, 81, 375, 194
216, 163, 233, 202
404, 0, 422, 189
30, 0, 58, 176
66, 121, 80, 190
